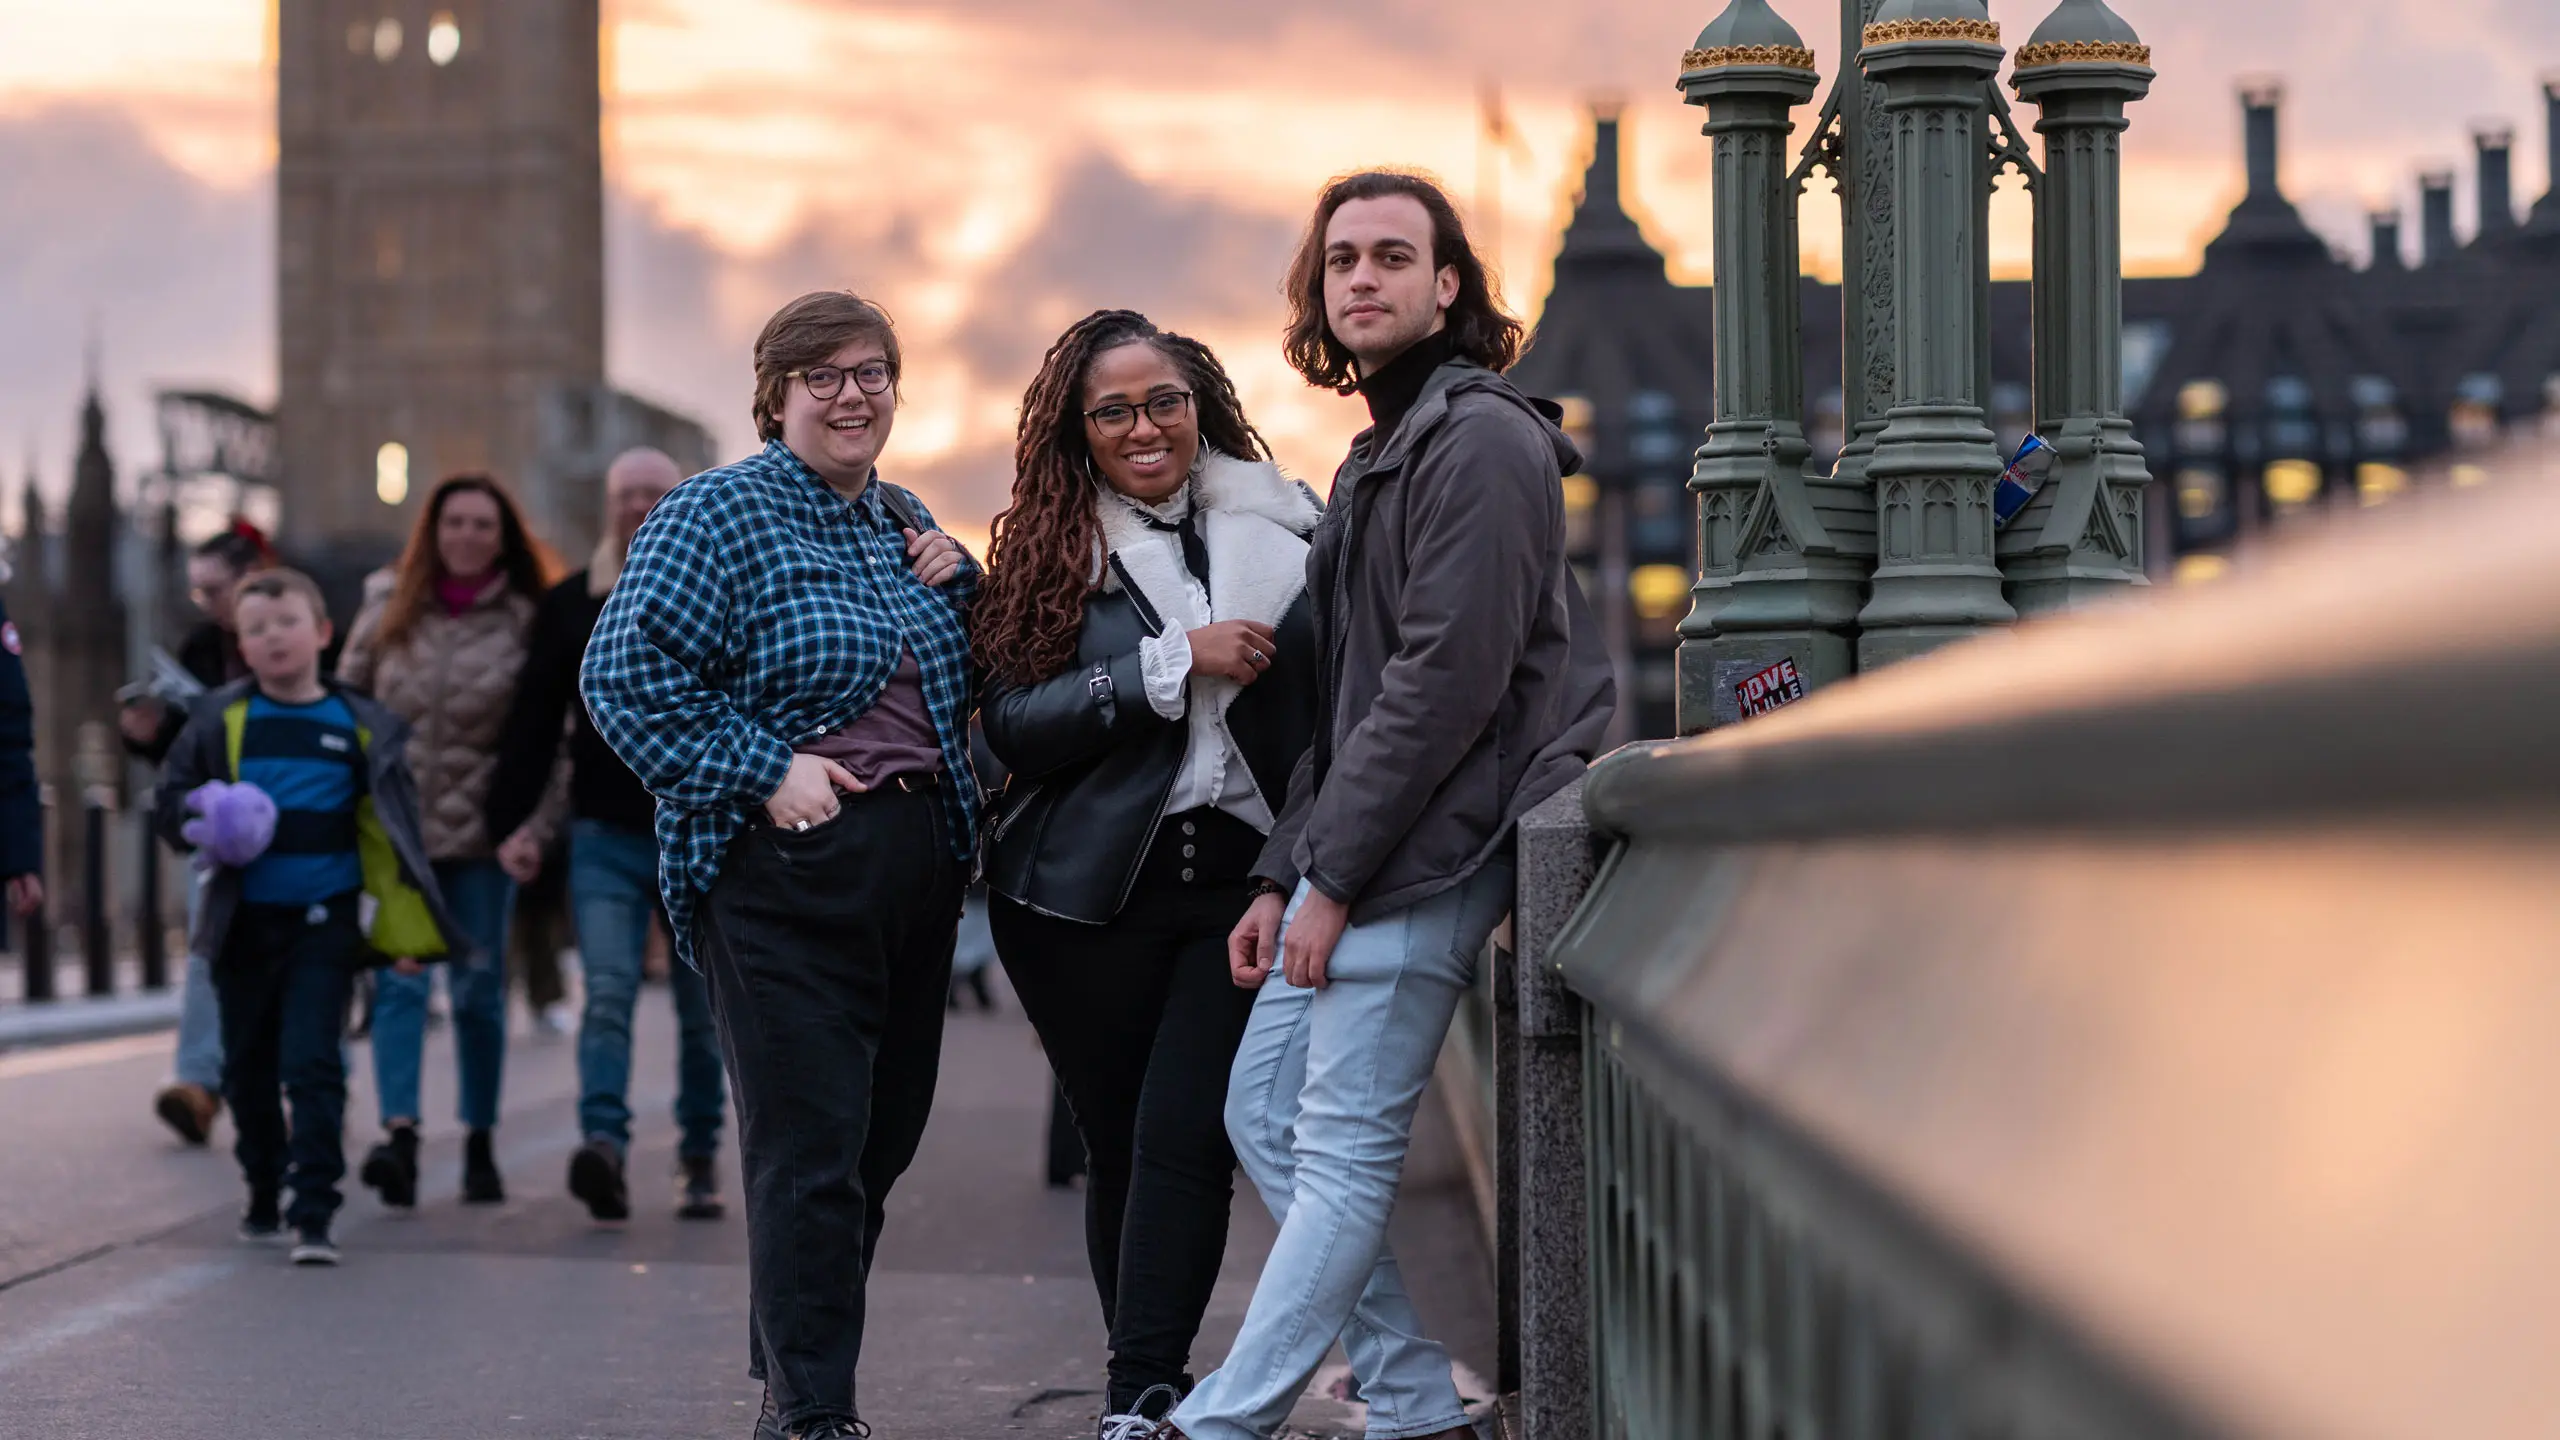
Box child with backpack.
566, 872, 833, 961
155, 569, 465, 1264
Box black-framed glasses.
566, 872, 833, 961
1083, 390, 1194, 439
789, 361, 894, 401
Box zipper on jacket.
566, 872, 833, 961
1316, 469, 1368, 780
991, 781, 1041, 842
1111, 754, 1187, 917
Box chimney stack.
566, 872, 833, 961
2369, 208, 2406, 270
2475, 124, 2517, 240
2421, 170, 2458, 265
2240, 80, 2283, 198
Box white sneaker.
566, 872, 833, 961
289, 1229, 341, 1266
534, 1003, 573, 1036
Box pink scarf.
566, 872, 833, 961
436, 573, 491, 617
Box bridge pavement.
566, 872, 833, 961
0, 977, 1496, 1439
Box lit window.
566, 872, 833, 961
2120, 320, 2172, 411
2451, 463, 2489, 488
2262, 459, 2321, 508
427, 12, 461, 65
1629, 564, 1691, 622
373, 17, 403, 63
2355, 463, 2408, 507
2175, 467, 2223, 520
2176, 379, 2227, 421
376, 442, 410, 506
2173, 553, 2231, 585
1559, 474, 1597, 519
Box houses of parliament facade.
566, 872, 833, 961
1518, 82, 2560, 739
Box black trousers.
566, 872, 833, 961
698, 782, 965, 1429
214, 893, 360, 1231
991, 807, 1264, 1413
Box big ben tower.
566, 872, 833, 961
275, 2, 604, 561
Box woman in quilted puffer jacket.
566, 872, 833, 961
338, 473, 564, 1208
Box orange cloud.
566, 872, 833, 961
3, 0, 2555, 533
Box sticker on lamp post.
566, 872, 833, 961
1735, 657, 1807, 718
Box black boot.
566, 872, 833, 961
359, 1123, 419, 1209
462, 1127, 505, 1204
567, 1137, 629, 1222
676, 1152, 723, 1220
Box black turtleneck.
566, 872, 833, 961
1356, 327, 1459, 440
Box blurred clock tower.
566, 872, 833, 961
274, 0, 604, 568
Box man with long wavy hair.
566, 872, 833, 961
1159, 172, 1616, 1440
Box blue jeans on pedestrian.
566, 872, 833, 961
370, 858, 515, 1131
569, 819, 724, 1157
1170, 858, 1515, 1440
172, 869, 224, 1089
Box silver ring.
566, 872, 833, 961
794, 819, 810, 833
1250, 649, 1267, 666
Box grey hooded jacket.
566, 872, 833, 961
1256, 358, 1616, 920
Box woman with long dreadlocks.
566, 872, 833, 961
977, 309, 1323, 1437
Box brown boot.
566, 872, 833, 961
153, 1083, 221, 1146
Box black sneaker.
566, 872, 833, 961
359, 1124, 419, 1209
289, 1227, 340, 1266
567, 1137, 629, 1222
676, 1152, 723, 1220
1099, 1384, 1183, 1440
238, 1190, 285, 1244
462, 1127, 505, 1204
754, 1389, 784, 1440
796, 1421, 870, 1439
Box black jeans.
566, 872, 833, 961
698, 782, 965, 1430
991, 807, 1264, 1412
214, 893, 361, 1231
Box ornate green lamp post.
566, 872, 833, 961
1678, 1, 1872, 731
1852, 0, 2016, 667
2004, 0, 2156, 611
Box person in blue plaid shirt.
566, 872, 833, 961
581, 290, 978, 1440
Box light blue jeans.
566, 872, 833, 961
171, 870, 224, 1089
569, 820, 725, 1156
371, 858, 516, 1131
1172, 858, 1514, 1440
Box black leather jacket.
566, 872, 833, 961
981, 585, 1319, 924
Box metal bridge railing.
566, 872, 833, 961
1496, 474, 2560, 1440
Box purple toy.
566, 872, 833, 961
183, 781, 278, 871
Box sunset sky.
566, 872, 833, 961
1, 0, 2554, 541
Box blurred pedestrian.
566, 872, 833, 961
584, 291, 977, 1440
121, 522, 276, 1147
154, 569, 463, 1266
490, 446, 728, 1225
508, 837, 574, 1035
338, 474, 563, 1209
0, 584, 43, 940
976, 309, 1322, 1434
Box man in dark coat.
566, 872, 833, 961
1164, 171, 1614, 1440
